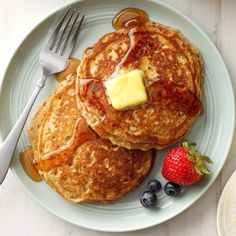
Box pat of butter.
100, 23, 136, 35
105, 70, 147, 110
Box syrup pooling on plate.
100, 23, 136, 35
112, 7, 149, 30
55, 58, 81, 82
20, 147, 42, 181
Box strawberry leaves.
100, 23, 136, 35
182, 140, 213, 176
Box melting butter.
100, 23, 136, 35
105, 69, 147, 110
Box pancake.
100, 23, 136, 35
76, 21, 204, 150
28, 96, 50, 147
28, 76, 154, 203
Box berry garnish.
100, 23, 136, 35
140, 191, 157, 207
164, 182, 180, 196
148, 179, 161, 193
162, 141, 213, 186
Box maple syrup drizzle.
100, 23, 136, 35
20, 8, 202, 181
148, 80, 202, 116
20, 147, 42, 181
112, 7, 149, 30
21, 58, 81, 180
79, 7, 202, 116
113, 8, 150, 67
79, 8, 150, 106
55, 58, 81, 82
78, 78, 120, 127
118, 26, 150, 68
39, 118, 97, 171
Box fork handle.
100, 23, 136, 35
0, 74, 46, 184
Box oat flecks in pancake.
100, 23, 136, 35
77, 21, 204, 150
27, 96, 50, 146
28, 77, 154, 203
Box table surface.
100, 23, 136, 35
0, 0, 236, 235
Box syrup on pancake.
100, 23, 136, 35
79, 7, 201, 117
20, 59, 81, 181
77, 8, 204, 150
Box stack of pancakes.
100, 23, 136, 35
28, 21, 203, 203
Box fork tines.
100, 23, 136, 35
46, 7, 85, 57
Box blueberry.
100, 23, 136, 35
164, 182, 181, 196
140, 191, 157, 207
148, 179, 161, 193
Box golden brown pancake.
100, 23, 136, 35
28, 98, 49, 145
28, 76, 154, 203
76, 21, 204, 150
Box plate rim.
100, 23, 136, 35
0, 0, 235, 232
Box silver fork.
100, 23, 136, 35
0, 7, 84, 184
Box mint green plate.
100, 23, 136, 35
0, 0, 234, 232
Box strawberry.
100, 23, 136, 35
162, 141, 213, 186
